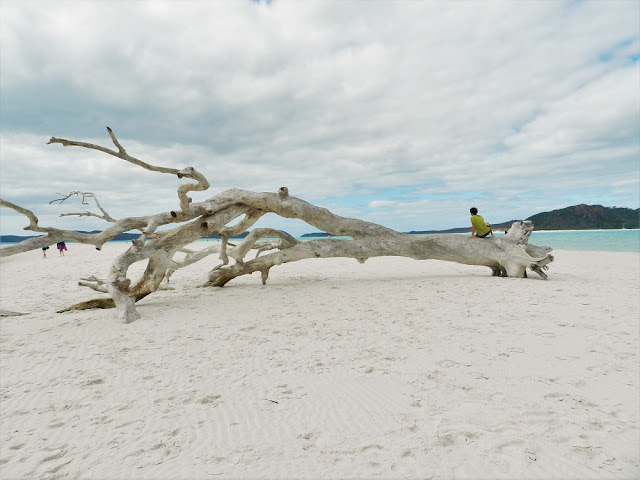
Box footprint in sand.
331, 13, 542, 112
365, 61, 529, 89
298, 431, 321, 451
198, 394, 223, 406
28, 448, 70, 478
82, 378, 104, 386
437, 359, 459, 368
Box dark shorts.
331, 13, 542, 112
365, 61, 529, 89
477, 232, 491, 238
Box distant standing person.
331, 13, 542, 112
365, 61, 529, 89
42, 246, 50, 258
469, 208, 493, 238
57, 241, 67, 256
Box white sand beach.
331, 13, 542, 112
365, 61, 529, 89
0, 242, 638, 479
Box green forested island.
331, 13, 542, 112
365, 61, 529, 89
403, 204, 638, 235
526, 204, 639, 230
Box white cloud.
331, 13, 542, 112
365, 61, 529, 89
0, 0, 638, 236
368, 200, 400, 209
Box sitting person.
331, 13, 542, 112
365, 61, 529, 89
469, 207, 493, 238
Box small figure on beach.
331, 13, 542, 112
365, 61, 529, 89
42, 246, 50, 258
469, 207, 493, 238
57, 241, 67, 256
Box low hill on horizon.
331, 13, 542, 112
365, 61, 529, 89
405, 221, 518, 235
527, 204, 639, 230
406, 204, 639, 234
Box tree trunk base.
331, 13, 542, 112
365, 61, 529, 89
57, 293, 150, 314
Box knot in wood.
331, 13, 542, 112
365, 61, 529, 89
177, 166, 195, 179
278, 187, 289, 198
114, 277, 131, 294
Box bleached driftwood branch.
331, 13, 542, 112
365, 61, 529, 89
253, 239, 285, 258
163, 238, 280, 283
78, 275, 172, 294
164, 244, 224, 283
200, 192, 553, 287
0, 197, 122, 255
1, 128, 554, 324
47, 127, 209, 215
78, 275, 108, 293
51, 191, 116, 222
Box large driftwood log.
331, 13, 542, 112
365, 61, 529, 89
0, 128, 554, 323
205, 219, 552, 287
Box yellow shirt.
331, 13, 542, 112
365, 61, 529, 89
471, 214, 491, 237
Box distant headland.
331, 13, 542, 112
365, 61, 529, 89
304, 204, 639, 237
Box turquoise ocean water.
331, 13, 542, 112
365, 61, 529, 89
411, 229, 639, 252
1, 230, 638, 253
302, 230, 639, 252
298, 230, 639, 253
523, 229, 639, 253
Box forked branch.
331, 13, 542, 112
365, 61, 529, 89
47, 127, 179, 175
51, 191, 116, 222
48, 127, 210, 213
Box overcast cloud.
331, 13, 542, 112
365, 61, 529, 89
1, 0, 638, 236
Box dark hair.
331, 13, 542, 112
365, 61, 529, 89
470, 207, 478, 215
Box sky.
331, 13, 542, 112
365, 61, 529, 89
1, 0, 638, 237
